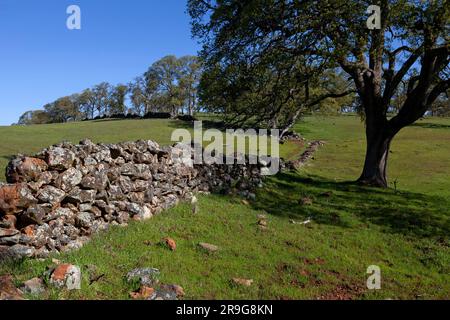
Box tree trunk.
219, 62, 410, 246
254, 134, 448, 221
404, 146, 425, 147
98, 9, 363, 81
358, 126, 394, 188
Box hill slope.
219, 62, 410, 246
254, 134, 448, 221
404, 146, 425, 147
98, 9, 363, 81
0, 116, 449, 300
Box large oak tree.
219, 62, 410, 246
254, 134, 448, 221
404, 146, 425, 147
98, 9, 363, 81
189, 0, 449, 187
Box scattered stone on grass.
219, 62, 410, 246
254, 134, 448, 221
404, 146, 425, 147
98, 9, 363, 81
231, 278, 254, 287
126, 268, 160, 287
162, 237, 177, 251
130, 286, 155, 300
198, 242, 219, 252
49, 264, 81, 290
21, 277, 45, 295
0, 275, 24, 300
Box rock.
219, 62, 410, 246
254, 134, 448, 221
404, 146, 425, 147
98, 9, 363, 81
0, 232, 20, 245
162, 237, 176, 251
130, 286, 155, 300
22, 225, 35, 237
49, 264, 81, 290
258, 219, 268, 227
0, 244, 35, 260
127, 203, 152, 220
81, 171, 109, 190
0, 227, 19, 237
0, 215, 17, 229
232, 278, 254, 287
37, 185, 66, 205
0, 275, 24, 300
121, 163, 151, 180
198, 242, 219, 252
44, 147, 76, 170
45, 207, 74, 222
21, 277, 45, 295
56, 168, 83, 192
126, 268, 160, 287
20, 204, 47, 225
75, 212, 93, 228
241, 199, 250, 205
0, 183, 37, 215
6, 157, 48, 183
66, 188, 96, 204
148, 284, 184, 300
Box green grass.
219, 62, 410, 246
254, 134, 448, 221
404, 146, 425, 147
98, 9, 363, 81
1, 116, 449, 300
294, 115, 450, 197
0, 118, 300, 182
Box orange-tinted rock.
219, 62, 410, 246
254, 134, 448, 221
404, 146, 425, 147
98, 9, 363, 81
0, 184, 37, 215
163, 237, 177, 251
6, 157, 48, 183
0, 275, 24, 300
52, 264, 72, 281
22, 225, 35, 237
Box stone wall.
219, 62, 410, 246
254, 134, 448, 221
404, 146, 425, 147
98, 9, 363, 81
0, 139, 267, 261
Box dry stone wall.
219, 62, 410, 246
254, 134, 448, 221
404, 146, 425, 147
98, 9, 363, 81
0, 139, 268, 261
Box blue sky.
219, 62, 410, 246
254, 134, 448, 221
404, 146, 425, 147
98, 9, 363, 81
0, 0, 200, 125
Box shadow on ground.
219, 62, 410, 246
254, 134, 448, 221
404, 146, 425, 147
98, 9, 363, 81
253, 172, 450, 239
411, 122, 450, 130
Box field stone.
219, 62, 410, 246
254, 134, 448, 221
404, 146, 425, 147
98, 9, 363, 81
198, 242, 219, 252
0, 183, 37, 214
6, 157, 48, 183
0, 215, 17, 229
66, 188, 96, 204
6, 244, 35, 259
20, 204, 47, 225
75, 212, 93, 228
126, 268, 160, 287
0, 227, 19, 237
0, 275, 24, 300
45, 147, 76, 170
21, 277, 45, 295
56, 168, 82, 192
37, 185, 65, 205
49, 264, 81, 290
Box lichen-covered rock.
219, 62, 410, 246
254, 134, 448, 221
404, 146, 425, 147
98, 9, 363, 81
6, 157, 48, 183
44, 147, 76, 170
37, 185, 65, 205
0, 183, 37, 215
75, 212, 93, 228
66, 188, 96, 204
80, 171, 109, 190
56, 168, 82, 192
49, 264, 81, 290
0, 275, 24, 300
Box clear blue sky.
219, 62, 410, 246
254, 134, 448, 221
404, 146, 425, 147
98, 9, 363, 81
0, 0, 200, 125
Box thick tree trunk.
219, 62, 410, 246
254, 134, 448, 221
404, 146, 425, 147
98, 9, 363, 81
358, 126, 394, 188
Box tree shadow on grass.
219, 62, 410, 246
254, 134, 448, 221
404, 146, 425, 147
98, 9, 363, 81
411, 122, 450, 130
253, 172, 450, 239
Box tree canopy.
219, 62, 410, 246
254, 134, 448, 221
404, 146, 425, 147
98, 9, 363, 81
189, 0, 449, 187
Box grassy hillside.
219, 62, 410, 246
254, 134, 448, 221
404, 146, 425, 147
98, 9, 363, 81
295, 115, 450, 197
0, 118, 300, 182
1, 116, 449, 300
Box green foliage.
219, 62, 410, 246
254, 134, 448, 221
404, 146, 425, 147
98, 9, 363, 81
189, 0, 356, 134
15, 55, 202, 125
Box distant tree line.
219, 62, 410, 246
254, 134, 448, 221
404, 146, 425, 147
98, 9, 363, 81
17, 55, 201, 125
